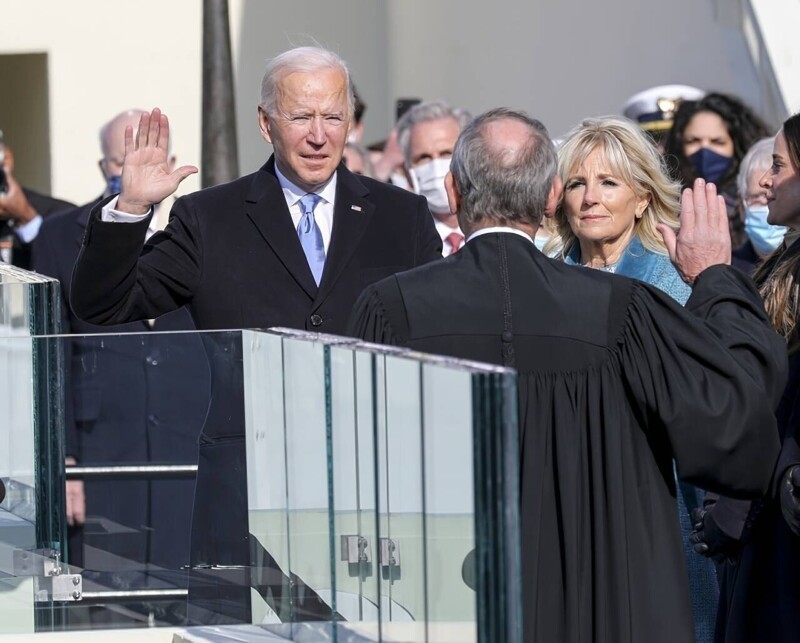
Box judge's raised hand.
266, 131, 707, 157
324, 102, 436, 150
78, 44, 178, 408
116, 108, 197, 215
657, 178, 731, 284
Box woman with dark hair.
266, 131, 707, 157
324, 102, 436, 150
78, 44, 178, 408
705, 112, 800, 643
663, 93, 771, 254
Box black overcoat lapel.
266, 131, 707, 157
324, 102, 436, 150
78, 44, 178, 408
314, 166, 374, 307
244, 159, 318, 299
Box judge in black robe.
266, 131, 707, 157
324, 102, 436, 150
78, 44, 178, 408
347, 108, 787, 643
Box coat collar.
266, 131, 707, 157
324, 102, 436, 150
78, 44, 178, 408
244, 156, 374, 305
315, 162, 374, 306
245, 157, 318, 298
565, 235, 654, 278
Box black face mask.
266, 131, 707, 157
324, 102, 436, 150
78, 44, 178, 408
106, 175, 122, 195
688, 147, 733, 184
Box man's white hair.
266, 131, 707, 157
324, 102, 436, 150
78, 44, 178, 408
260, 46, 354, 118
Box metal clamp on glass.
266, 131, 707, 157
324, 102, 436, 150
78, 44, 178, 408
10, 548, 82, 602
379, 538, 400, 569
341, 535, 371, 564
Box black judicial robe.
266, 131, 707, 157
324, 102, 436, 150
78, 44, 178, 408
347, 231, 786, 643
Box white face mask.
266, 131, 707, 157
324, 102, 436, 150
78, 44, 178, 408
409, 158, 451, 214
745, 204, 787, 255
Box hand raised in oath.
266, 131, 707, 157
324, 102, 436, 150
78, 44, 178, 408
658, 178, 731, 284
116, 108, 198, 215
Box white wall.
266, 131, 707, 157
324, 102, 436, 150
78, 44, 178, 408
385, 0, 782, 140
0, 0, 791, 205
228, 0, 786, 171
0, 0, 202, 204
750, 0, 800, 115
229, 0, 391, 175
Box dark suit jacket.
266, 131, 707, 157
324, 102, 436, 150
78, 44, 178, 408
71, 157, 442, 334
33, 198, 197, 335
0, 187, 73, 269
24, 187, 74, 217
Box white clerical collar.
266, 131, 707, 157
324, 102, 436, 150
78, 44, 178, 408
467, 226, 534, 244
274, 162, 338, 208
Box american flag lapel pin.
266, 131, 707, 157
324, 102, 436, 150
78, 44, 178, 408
351, 205, 362, 212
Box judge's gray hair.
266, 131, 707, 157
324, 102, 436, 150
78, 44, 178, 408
396, 100, 473, 165
450, 107, 556, 228
260, 46, 355, 118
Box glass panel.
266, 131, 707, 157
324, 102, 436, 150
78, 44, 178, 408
0, 268, 63, 632
421, 361, 476, 640
0, 334, 37, 634
0, 314, 519, 641
3, 330, 245, 630
243, 330, 291, 626
352, 349, 380, 625
0, 264, 61, 335
61, 330, 214, 628
379, 353, 425, 641
471, 370, 521, 643
278, 332, 336, 622
328, 345, 380, 624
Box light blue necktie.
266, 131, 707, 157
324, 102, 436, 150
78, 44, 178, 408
297, 193, 325, 285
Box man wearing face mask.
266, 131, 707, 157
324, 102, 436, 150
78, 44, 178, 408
31, 110, 204, 621
397, 100, 472, 256
97, 110, 177, 232
34, 109, 177, 262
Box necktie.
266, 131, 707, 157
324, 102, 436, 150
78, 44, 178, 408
298, 193, 325, 285
445, 231, 464, 254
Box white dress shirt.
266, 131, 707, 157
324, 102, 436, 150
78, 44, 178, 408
434, 219, 465, 257
274, 164, 336, 254
15, 215, 43, 243
101, 197, 175, 241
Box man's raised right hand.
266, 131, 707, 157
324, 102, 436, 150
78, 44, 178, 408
117, 108, 198, 215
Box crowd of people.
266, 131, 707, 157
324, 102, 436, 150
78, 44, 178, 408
2, 45, 800, 642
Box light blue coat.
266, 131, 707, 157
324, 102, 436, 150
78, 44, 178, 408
564, 235, 692, 304
564, 234, 717, 643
